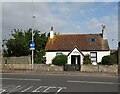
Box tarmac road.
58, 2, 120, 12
1, 72, 119, 94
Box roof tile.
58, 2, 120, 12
45, 34, 109, 51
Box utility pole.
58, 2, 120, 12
31, 25, 34, 70
31, 16, 35, 70
30, 1, 35, 70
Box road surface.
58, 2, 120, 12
1, 73, 119, 94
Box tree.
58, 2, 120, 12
3, 28, 48, 64
83, 54, 91, 64
101, 55, 117, 65
34, 50, 46, 64
3, 29, 29, 57
52, 54, 67, 66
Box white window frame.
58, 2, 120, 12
90, 52, 97, 62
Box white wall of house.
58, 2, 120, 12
97, 51, 110, 63
81, 51, 90, 64
45, 50, 110, 65
82, 51, 110, 63
67, 48, 84, 65
45, 52, 69, 64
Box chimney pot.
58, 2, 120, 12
101, 25, 107, 39
51, 27, 53, 31
50, 27, 54, 39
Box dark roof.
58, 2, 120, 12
45, 34, 110, 51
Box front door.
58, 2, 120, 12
71, 55, 80, 71
71, 55, 80, 65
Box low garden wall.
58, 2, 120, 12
1, 57, 118, 73
34, 64, 63, 71
1, 64, 118, 73
81, 65, 118, 73
2, 56, 31, 64
2, 64, 63, 72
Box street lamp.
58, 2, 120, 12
30, 15, 35, 70
30, 32, 35, 70
30, 1, 36, 70
32, 30, 34, 71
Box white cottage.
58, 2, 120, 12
45, 27, 110, 65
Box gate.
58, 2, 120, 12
64, 64, 81, 71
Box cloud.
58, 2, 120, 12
86, 18, 101, 27
79, 10, 85, 15
83, 15, 118, 48
2, 2, 118, 49
102, 15, 118, 48
2, 2, 71, 38
32, 3, 69, 33
84, 18, 102, 34
98, 0, 119, 2
75, 25, 81, 32
2, 0, 119, 2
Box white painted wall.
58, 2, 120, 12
45, 50, 110, 65
97, 51, 110, 63
68, 48, 84, 65
45, 52, 69, 64
82, 51, 110, 63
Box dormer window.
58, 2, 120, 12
91, 38, 96, 42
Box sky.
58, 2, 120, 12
1, 0, 119, 49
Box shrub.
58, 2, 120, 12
34, 50, 46, 64
83, 54, 91, 64
101, 55, 117, 65
52, 54, 67, 66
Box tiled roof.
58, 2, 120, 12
45, 34, 109, 51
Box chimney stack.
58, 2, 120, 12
102, 25, 107, 39
50, 27, 54, 39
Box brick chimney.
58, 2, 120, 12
50, 27, 54, 39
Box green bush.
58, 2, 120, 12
52, 54, 67, 66
101, 55, 117, 65
83, 54, 91, 64
34, 50, 46, 64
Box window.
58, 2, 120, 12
56, 52, 63, 55
91, 58, 97, 62
91, 38, 96, 42
90, 52, 97, 62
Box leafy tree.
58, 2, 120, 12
83, 54, 91, 64
3, 29, 29, 57
52, 54, 67, 66
34, 50, 46, 64
3, 28, 48, 64
101, 55, 117, 65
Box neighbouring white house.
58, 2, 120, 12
45, 26, 110, 65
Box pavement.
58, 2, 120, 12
1, 70, 118, 77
